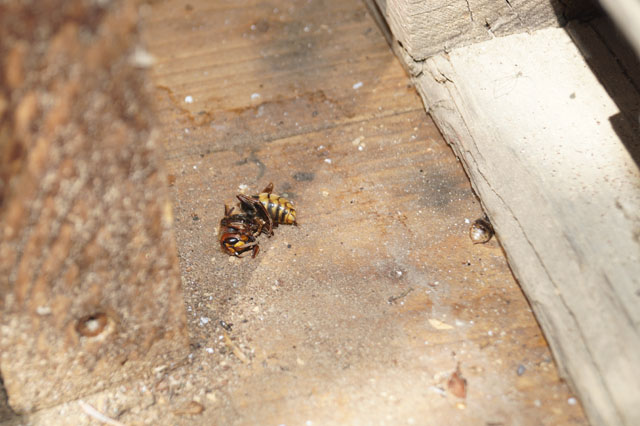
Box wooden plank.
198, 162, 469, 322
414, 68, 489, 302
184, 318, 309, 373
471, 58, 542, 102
3, 1, 587, 424
411, 27, 640, 426
96, 0, 584, 424
0, 0, 188, 413
372, 0, 574, 61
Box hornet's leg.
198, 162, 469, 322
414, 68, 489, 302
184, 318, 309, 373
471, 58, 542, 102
262, 182, 274, 194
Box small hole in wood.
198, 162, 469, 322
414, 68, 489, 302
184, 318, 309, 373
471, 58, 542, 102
76, 313, 108, 337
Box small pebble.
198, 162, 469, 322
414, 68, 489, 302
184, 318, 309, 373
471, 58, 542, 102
517, 364, 526, 376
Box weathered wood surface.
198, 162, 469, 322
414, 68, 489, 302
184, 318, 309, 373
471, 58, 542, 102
409, 27, 640, 426
371, 0, 585, 61
3, 0, 586, 424
0, 0, 188, 414
123, 0, 584, 424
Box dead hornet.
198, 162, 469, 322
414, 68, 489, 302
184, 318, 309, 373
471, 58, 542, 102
219, 205, 263, 257
236, 182, 298, 235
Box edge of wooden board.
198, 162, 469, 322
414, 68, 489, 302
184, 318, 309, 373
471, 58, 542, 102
368, 17, 640, 426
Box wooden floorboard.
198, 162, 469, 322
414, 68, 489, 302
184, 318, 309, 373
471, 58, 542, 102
415, 27, 640, 426
6, 0, 587, 424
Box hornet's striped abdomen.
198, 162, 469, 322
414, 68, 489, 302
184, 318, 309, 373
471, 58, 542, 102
237, 183, 299, 236
257, 193, 297, 225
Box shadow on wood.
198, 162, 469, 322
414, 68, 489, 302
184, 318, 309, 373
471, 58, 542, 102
564, 16, 640, 170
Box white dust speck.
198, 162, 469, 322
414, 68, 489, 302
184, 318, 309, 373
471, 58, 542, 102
324, 158, 332, 164
129, 47, 156, 68
184, 128, 190, 134
184, 95, 193, 103
251, 93, 261, 101
464, 218, 470, 224
205, 347, 214, 354
428, 319, 454, 330
352, 81, 363, 90
427, 386, 446, 396
199, 317, 210, 326
36, 306, 51, 315
568, 397, 577, 405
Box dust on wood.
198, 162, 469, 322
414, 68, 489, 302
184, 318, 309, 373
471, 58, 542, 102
415, 27, 640, 426
3, 0, 587, 424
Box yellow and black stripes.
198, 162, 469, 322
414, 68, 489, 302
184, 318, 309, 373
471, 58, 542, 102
224, 184, 298, 258
258, 193, 297, 225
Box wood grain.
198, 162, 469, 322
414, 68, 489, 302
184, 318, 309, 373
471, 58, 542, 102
373, 0, 570, 61
0, 0, 188, 413
414, 27, 640, 426
1, 1, 587, 423
118, 0, 585, 424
